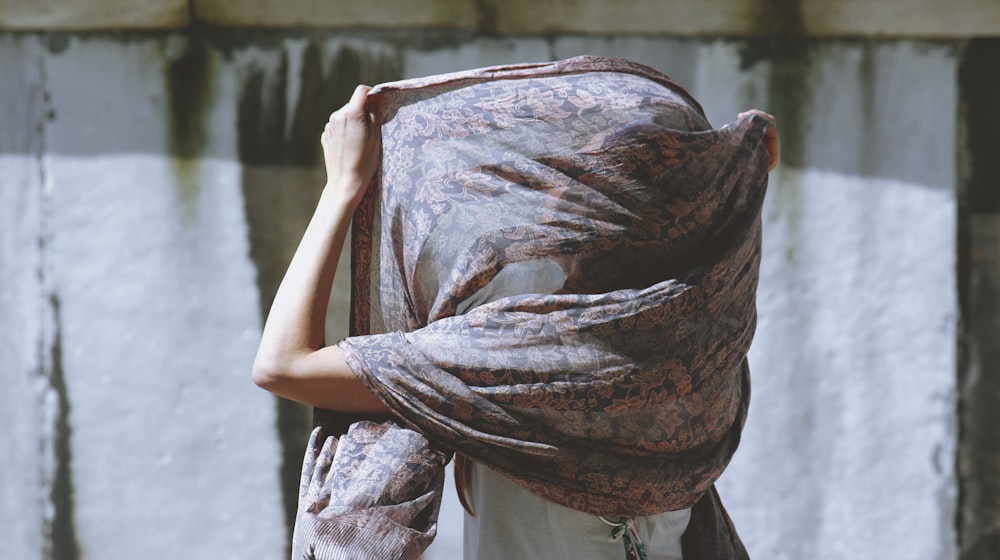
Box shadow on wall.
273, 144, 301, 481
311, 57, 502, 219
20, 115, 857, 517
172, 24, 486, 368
233, 40, 403, 549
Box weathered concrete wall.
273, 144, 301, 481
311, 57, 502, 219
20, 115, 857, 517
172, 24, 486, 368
714, 41, 959, 560
1, 34, 289, 559
0, 30, 972, 559
2, 0, 1000, 36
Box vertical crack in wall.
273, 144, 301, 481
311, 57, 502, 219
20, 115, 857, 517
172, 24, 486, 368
36, 38, 80, 560
45, 295, 79, 560
237, 39, 403, 552
957, 38, 1000, 560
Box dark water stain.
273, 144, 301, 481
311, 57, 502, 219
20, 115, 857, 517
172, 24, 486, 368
392, 29, 479, 52
959, 40, 1000, 213
474, 0, 499, 35
957, 38, 1000, 560
748, 0, 807, 37
738, 36, 813, 276
237, 49, 290, 165
236, 41, 406, 167
165, 38, 215, 222
287, 42, 328, 166
44, 294, 81, 560
45, 34, 71, 55
856, 44, 878, 178
237, 40, 403, 548
166, 39, 213, 159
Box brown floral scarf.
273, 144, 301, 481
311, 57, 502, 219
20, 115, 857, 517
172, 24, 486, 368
294, 56, 770, 560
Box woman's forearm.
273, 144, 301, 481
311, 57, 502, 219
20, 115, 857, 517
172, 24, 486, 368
252, 187, 353, 376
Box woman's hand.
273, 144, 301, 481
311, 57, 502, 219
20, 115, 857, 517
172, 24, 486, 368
739, 109, 780, 172
321, 84, 382, 209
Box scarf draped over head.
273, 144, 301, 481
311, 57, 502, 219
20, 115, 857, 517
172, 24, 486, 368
295, 56, 770, 560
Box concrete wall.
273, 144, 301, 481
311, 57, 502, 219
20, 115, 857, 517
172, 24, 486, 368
0, 34, 288, 559
2, 0, 1000, 36
0, 25, 990, 560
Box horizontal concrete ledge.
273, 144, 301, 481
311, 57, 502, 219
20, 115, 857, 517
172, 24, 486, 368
1, 0, 999, 37
0, 0, 191, 30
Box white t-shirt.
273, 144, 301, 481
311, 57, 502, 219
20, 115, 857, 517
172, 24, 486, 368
463, 461, 690, 560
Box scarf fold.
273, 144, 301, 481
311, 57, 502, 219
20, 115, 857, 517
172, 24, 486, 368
299, 55, 769, 560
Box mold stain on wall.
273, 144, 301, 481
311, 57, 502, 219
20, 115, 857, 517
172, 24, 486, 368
164, 38, 216, 224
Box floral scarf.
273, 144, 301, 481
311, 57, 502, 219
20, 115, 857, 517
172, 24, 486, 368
293, 56, 769, 560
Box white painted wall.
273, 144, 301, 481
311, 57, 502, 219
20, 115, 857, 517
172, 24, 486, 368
0, 33, 959, 559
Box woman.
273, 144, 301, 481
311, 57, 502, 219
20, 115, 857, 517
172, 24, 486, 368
253, 57, 780, 560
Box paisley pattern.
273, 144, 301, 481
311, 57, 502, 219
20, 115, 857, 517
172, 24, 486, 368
291, 423, 449, 560
305, 56, 770, 559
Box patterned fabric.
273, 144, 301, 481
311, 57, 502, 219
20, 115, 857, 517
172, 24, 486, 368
302, 55, 770, 559
291, 423, 448, 560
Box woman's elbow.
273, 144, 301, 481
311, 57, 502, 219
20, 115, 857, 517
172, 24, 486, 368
251, 358, 287, 392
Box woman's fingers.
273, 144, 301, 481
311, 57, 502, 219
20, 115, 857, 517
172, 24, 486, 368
328, 85, 372, 128
763, 122, 780, 172
739, 109, 780, 172
348, 84, 371, 112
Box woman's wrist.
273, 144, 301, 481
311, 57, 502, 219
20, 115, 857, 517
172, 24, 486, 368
321, 180, 367, 213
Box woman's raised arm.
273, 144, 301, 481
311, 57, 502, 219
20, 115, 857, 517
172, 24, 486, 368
251, 85, 389, 414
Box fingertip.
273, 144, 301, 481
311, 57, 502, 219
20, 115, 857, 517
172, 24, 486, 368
738, 109, 776, 128
350, 84, 371, 106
